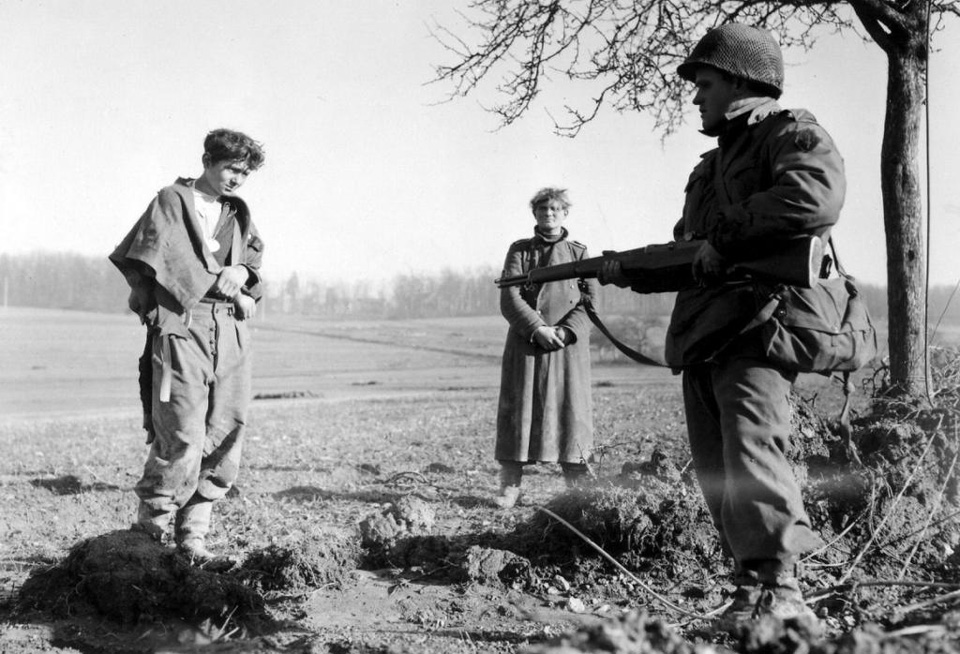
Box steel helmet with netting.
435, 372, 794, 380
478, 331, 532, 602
677, 23, 784, 98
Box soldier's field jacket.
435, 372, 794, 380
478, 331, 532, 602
665, 99, 846, 367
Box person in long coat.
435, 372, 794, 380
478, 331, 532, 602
494, 187, 596, 508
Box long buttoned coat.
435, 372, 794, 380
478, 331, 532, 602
495, 229, 596, 464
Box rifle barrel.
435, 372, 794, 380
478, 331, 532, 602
493, 236, 822, 291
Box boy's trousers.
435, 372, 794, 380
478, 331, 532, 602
135, 300, 252, 516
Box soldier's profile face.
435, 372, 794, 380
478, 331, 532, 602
692, 68, 741, 132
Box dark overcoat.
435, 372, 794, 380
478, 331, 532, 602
495, 229, 595, 464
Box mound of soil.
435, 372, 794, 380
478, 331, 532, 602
517, 458, 720, 587
804, 398, 960, 586
240, 529, 361, 593
17, 530, 267, 633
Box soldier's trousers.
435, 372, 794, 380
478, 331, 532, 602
135, 301, 251, 517
682, 351, 821, 584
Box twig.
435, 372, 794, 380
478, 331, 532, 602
808, 579, 960, 602
385, 471, 429, 486
536, 506, 711, 622
800, 510, 866, 563
837, 428, 940, 584
893, 588, 960, 621
883, 624, 948, 638
898, 417, 954, 578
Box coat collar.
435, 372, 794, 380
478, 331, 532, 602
532, 226, 568, 245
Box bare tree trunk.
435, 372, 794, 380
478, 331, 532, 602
881, 50, 928, 396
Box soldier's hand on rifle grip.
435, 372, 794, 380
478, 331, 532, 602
598, 259, 630, 288
693, 242, 726, 283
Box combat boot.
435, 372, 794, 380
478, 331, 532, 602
754, 577, 818, 622
717, 577, 817, 630
494, 461, 523, 509
175, 499, 237, 571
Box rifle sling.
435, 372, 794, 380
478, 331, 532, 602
580, 289, 781, 369
581, 296, 668, 367
583, 287, 857, 452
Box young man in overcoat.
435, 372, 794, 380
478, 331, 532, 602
602, 24, 845, 623
110, 128, 266, 565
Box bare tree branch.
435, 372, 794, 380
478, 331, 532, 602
430, 0, 960, 394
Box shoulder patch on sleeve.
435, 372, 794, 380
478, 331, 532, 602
794, 128, 821, 152
510, 238, 531, 249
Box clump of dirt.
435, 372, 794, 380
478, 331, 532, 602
240, 529, 361, 593
359, 494, 446, 568
359, 494, 437, 548
520, 610, 701, 654
804, 396, 960, 585
358, 493, 539, 584
16, 529, 266, 633
393, 493, 437, 530
450, 545, 533, 586
729, 614, 826, 653
516, 454, 720, 585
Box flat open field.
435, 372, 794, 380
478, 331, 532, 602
5, 307, 950, 654
0, 307, 696, 653
0, 307, 678, 421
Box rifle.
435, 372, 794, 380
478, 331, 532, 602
494, 235, 824, 292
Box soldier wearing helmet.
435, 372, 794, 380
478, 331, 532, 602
601, 23, 845, 626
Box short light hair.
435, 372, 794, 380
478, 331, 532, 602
529, 187, 571, 211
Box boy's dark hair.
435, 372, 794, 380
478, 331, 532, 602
204, 128, 266, 170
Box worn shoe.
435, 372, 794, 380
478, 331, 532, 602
561, 463, 591, 488
133, 501, 174, 545
178, 540, 238, 572
718, 584, 763, 627
755, 583, 817, 621
718, 580, 816, 629
494, 462, 523, 509
494, 485, 521, 509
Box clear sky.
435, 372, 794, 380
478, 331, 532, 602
1, 1, 958, 289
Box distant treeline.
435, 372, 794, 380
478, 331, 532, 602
2, 251, 959, 327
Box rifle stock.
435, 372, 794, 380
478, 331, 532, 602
495, 235, 824, 292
